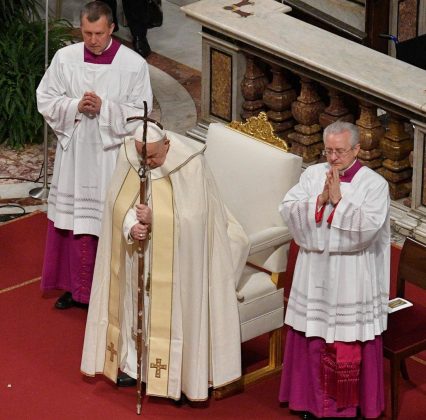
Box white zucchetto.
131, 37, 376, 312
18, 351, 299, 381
134, 121, 166, 143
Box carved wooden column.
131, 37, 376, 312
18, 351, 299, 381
262, 65, 296, 139
288, 77, 325, 162
240, 55, 267, 120
319, 87, 354, 128
355, 101, 384, 170
380, 114, 413, 199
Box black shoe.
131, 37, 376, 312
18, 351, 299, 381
117, 372, 137, 387
54, 292, 89, 310
299, 412, 316, 420
173, 394, 189, 407
55, 292, 74, 309
133, 36, 151, 58
73, 300, 89, 309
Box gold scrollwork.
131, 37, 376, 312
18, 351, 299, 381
228, 112, 289, 152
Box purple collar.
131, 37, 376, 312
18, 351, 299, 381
339, 159, 362, 183
84, 38, 121, 64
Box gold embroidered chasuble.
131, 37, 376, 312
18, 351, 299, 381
103, 165, 175, 396
81, 133, 250, 401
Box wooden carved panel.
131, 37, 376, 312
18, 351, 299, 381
210, 48, 233, 122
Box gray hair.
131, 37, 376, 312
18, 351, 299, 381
80, 1, 113, 25
323, 121, 360, 147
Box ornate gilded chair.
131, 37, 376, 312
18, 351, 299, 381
204, 113, 303, 397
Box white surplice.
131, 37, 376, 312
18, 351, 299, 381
280, 163, 390, 343
36, 42, 153, 236
81, 133, 250, 400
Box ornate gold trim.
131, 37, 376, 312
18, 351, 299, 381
228, 112, 289, 152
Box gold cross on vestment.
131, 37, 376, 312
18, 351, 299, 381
150, 358, 167, 378
107, 342, 118, 362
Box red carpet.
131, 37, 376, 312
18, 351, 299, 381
1, 213, 426, 419
0, 211, 47, 290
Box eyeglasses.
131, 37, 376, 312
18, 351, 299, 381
322, 148, 353, 157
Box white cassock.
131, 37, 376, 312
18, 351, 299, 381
280, 163, 390, 343
36, 41, 153, 236
81, 133, 250, 401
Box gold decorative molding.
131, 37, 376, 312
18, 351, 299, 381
228, 112, 289, 151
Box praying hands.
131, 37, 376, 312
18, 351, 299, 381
78, 91, 102, 116
318, 167, 342, 206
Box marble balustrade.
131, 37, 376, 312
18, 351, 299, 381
182, 0, 426, 244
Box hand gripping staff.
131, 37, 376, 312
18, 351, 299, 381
127, 102, 164, 414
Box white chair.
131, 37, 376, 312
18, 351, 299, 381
204, 113, 303, 397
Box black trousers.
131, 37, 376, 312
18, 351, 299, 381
102, 0, 149, 38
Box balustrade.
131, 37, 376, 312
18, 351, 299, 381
182, 0, 426, 243
237, 58, 413, 202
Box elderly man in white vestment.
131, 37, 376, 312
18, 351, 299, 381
81, 122, 250, 401
278, 121, 390, 419
36, 1, 153, 310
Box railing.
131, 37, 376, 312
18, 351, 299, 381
182, 0, 426, 244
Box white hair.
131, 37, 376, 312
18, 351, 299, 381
323, 121, 360, 147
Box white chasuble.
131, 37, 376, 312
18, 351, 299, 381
280, 163, 391, 343
36, 42, 153, 236
81, 133, 250, 401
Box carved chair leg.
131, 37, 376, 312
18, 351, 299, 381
269, 328, 283, 369
400, 358, 409, 381
390, 357, 400, 420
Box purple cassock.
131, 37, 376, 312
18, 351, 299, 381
279, 159, 385, 418
40, 39, 121, 304
280, 330, 384, 418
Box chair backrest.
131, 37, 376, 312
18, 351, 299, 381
204, 122, 302, 236
397, 237, 426, 297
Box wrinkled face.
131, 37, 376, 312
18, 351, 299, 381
135, 139, 170, 169
324, 130, 360, 172
81, 15, 114, 55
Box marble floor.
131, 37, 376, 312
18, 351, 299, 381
0, 0, 201, 218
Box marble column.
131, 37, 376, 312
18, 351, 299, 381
240, 55, 268, 120
356, 101, 384, 170
380, 114, 413, 200
319, 87, 354, 128
288, 77, 325, 162
262, 65, 296, 139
